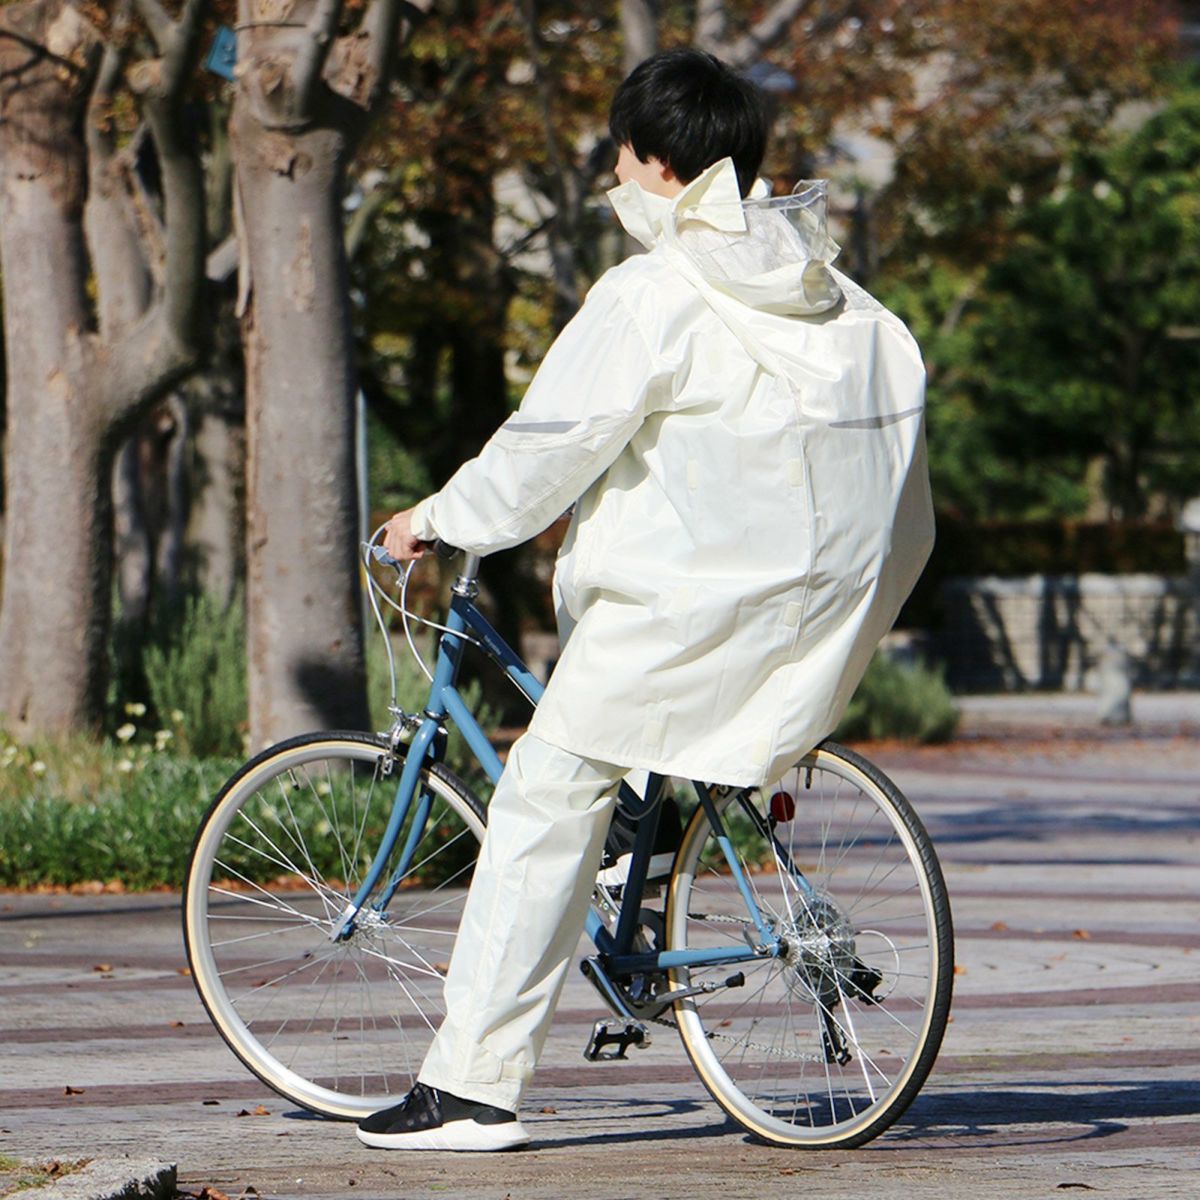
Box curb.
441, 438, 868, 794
28, 1158, 176, 1200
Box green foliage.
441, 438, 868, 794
834, 654, 959, 744
883, 83, 1200, 522
0, 734, 237, 889
141, 592, 248, 758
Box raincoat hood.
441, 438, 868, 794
607, 157, 843, 317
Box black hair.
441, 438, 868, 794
608, 49, 768, 197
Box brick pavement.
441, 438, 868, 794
1, 725, 1198, 1199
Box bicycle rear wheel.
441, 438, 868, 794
183, 732, 485, 1120
666, 740, 953, 1148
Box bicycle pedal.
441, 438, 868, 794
584, 1019, 650, 1062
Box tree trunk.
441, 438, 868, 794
0, 0, 209, 739
188, 398, 245, 609
113, 434, 153, 628
0, 3, 108, 735
621, 0, 659, 72
233, 0, 425, 745
235, 110, 369, 742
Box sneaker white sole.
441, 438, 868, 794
356, 1118, 531, 1152
596, 851, 673, 890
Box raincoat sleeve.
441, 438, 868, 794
409, 275, 665, 555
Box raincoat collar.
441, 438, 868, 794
608, 157, 842, 319
607, 157, 750, 249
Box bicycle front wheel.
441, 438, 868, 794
183, 732, 485, 1120
667, 740, 953, 1148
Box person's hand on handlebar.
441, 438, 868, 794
383, 509, 428, 562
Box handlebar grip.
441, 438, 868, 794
433, 539, 461, 561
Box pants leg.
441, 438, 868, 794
417, 732, 623, 1111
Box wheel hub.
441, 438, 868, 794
778, 893, 859, 1005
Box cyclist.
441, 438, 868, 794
362, 48, 933, 1151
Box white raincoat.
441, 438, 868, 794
411, 158, 934, 787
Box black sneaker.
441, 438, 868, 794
356, 1082, 531, 1151
597, 794, 683, 890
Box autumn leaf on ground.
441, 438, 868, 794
1073, 929, 1092, 940
990, 921, 1009, 932
63, 1086, 85, 1096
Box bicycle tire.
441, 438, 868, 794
665, 740, 953, 1148
183, 732, 486, 1120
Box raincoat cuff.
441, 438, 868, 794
410, 497, 438, 542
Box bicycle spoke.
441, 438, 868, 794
185, 736, 485, 1119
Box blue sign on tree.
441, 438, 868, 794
205, 26, 237, 83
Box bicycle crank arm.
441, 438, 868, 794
657, 971, 745, 1004
580, 955, 637, 1020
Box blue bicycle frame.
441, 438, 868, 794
338, 554, 787, 977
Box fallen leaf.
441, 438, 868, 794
169, 1021, 185, 1028
63, 1086, 85, 1096
253, 1105, 270, 1116
1072, 929, 1091, 940
990, 921, 1009, 932
177, 967, 192, 976
1055, 1184, 1095, 1191
540, 1105, 556, 1114
234, 1109, 251, 1118
92, 964, 112, 973
200, 1189, 232, 1200
954, 965, 967, 976
202, 1099, 220, 1106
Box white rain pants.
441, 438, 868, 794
417, 732, 625, 1111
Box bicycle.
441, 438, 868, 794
183, 534, 954, 1149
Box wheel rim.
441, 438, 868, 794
667, 749, 949, 1146
184, 738, 484, 1119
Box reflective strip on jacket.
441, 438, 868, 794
411, 158, 934, 787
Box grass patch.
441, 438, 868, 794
0, 1157, 89, 1196
0, 735, 237, 890
0, 631, 500, 890
834, 652, 959, 744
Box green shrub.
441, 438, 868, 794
834, 653, 959, 744
142, 592, 248, 757
0, 735, 237, 889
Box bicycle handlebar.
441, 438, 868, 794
369, 540, 461, 570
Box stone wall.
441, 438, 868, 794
938, 574, 1200, 691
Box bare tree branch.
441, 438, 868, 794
130, 0, 173, 51
362, 0, 401, 96
721, 0, 814, 68
102, 0, 211, 421
693, 0, 727, 54
361, 0, 432, 107
294, 0, 344, 114
160, 0, 207, 95
85, 37, 153, 339
518, 0, 583, 323
620, 0, 658, 73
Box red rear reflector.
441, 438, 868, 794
769, 791, 795, 822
